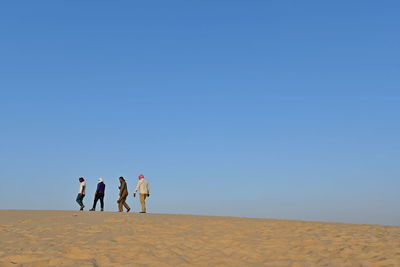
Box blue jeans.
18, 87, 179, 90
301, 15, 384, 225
76, 194, 85, 207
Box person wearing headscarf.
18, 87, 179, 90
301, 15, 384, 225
90, 178, 106, 211
118, 176, 130, 212
134, 174, 150, 213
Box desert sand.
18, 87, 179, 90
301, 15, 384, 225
0, 210, 399, 267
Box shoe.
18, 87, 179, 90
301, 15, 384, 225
80, 206, 84, 211
140, 211, 146, 213
89, 208, 95, 211
126, 208, 131, 213
101, 209, 104, 212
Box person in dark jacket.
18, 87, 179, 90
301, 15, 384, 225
118, 176, 130, 212
90, 178, 106, 211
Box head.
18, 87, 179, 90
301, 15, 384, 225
79, 177, 84, 183
119, 176, 125, 182
138, 174, 144, 180
98, 178, 104, 183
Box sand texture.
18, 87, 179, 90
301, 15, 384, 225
0, 210, 399, 267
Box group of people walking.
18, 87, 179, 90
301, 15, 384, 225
76, 174, 150, 213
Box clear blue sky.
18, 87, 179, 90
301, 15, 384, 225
0, 1, 399, 225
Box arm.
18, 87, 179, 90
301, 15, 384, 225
120, 182, 126, 196
134, 180, 142, 193
80, 184, 85, 195
133, 180, 142, 197
95, 183, 100, 195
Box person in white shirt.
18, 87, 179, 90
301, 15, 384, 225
133, 174, 150, 213
76, 177, 86, 211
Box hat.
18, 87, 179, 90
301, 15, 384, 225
98, 178, 104, 182
138, 174, 144, 179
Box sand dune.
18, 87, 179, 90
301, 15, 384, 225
0, 210, 399, 266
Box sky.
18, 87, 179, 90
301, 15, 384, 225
0, 1, 399, 225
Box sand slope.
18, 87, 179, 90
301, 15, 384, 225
0, 210, 399, 267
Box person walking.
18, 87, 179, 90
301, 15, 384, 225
76, 177, 86, 211
90, 178, 105, 211
118, 176, 130, 212
134, 174, 150, 213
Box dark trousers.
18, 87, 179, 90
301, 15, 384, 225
92, 193, 104, 210
76, 193, 85, 207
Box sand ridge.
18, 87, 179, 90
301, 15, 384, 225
0, 210, 399, 266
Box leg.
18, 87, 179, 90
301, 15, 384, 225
140, 194, 147, 213
118, 196, 123, 212
92, 195, 99, 210
99, 194, 104, 210
76, 194, 83, 207
123, 198, 130, 211
81, 194, 85, 209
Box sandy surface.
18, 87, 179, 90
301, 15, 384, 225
0, 210, 399, 267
